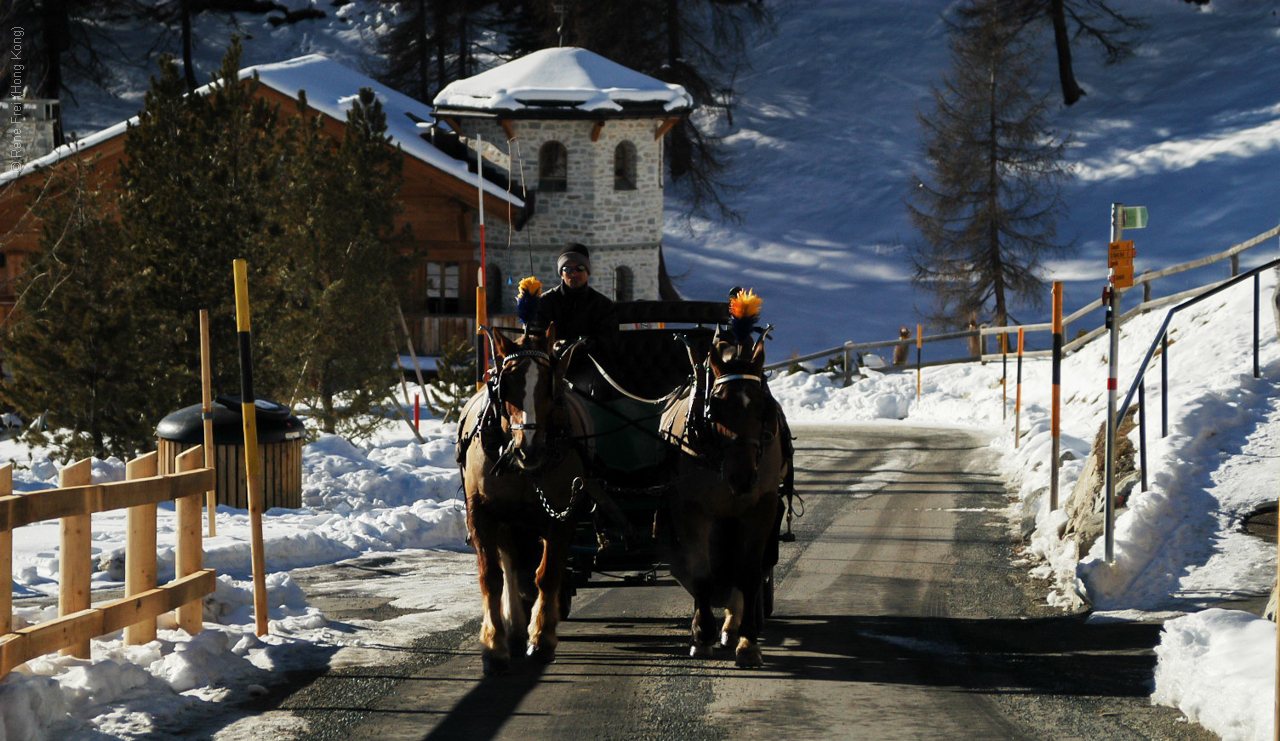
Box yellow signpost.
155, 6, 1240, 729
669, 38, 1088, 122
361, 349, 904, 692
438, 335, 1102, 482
1108, 240, 1136, 288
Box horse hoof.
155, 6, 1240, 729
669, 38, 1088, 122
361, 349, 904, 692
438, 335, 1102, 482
508, 635, 530, 656
690, 643, 713, 659
527, 644, 557, 664
482, 655, 510, 676
734, 645, 764, 669
719, 631, 738, 650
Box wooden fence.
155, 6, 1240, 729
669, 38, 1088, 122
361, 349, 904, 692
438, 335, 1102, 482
0, 446, 216, 677
768, 223, 1280, 377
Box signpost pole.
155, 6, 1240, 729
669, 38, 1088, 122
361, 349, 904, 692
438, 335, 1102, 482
1104, 204, 1122, 563
1050, 281, 1063, 511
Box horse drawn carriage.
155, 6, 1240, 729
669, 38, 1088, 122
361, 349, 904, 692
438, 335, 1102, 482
458, 289, 793, 674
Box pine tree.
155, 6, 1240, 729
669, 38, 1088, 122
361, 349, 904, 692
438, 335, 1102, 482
907, 0, 1073, 331
426, 337, 476, 423
0, 155, 156, 459
376, 0, 496, 103
116, 42, 292, 410
996, 0, 1146, 107
273, 88, 409, 436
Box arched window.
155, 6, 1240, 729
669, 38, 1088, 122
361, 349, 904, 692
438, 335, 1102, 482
614, 266, 634, 302
538, 141, 567, 192
614, 141, 637, 190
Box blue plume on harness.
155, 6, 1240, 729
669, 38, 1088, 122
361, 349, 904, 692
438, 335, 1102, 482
515, 275, 543, 327
516, 292, 539, 326
729, 312, 758, 345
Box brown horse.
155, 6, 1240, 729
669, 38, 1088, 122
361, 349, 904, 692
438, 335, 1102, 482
456, 325, 594, 675
659, 334, 789, 667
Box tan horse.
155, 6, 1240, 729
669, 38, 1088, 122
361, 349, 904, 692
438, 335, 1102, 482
456, 326, 593, 675
659, 334, 788, 667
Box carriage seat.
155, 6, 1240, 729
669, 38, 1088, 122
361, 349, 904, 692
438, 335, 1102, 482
599, 300, 728, 400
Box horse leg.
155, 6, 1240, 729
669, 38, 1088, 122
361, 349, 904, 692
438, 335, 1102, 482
470, 509, 510, 676
721, 588, 743, 649
498, 533, 529, 658
734, 497, 778, 669
689, 580, 719, 658
672, 510, 717, 658
528, 524, 571, 663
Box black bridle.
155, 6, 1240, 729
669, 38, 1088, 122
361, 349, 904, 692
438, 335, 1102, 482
704, 372, 774, 457
491, 348, 554, 433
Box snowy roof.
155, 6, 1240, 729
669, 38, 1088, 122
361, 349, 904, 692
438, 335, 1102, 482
2, 55, 523, 208
433, 47, 692, 117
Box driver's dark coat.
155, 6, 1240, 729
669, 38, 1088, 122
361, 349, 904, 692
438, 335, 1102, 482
534, 282, 619, 353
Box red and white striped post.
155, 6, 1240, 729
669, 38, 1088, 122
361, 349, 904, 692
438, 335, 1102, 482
475, 134, 489, 390
1104, 204, 1124, 563
1050, 282, 1063, 511
1014, 327, 1025, 448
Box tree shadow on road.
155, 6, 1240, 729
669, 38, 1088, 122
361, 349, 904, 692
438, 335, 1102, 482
761, 612, 1163, 698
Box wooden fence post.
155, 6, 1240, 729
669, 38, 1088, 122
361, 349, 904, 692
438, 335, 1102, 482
124, 451, 159, 645
175, 446, 205, 635
200, 310, 217, 537
59, 459, 93, 658
1, 464, 12, 636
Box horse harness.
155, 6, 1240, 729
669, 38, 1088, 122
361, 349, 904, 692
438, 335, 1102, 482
668, 368, 779, 468
457, 347, 589, 521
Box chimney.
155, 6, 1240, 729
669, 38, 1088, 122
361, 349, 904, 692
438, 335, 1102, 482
4, 94, 61, 173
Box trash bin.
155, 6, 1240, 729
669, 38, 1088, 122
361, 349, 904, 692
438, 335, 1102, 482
156, 395, 306, 510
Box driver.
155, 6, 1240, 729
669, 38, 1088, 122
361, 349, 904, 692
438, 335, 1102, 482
535, 243, 619, 356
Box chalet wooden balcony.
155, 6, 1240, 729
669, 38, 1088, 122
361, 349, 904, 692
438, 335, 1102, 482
403, 313, 520, 356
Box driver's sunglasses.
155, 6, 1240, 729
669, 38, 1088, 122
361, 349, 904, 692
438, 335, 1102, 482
560, 265, 588, 275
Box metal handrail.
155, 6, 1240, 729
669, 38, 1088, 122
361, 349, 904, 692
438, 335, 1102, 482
1116, 256, 1280, 426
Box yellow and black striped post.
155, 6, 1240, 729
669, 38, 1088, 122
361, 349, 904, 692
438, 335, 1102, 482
915, 323, 923, 397
233, 259, 270, 637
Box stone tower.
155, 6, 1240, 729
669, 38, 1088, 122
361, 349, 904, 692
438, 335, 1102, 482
433, 47, 690, 308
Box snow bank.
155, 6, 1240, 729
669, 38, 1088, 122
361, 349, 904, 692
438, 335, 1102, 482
1154, 609, 1276, 741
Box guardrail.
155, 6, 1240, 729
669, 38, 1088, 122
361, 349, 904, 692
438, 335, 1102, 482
766, 223, 1280, 379
1117, 256, 1280, 492
0, 446, 215, 677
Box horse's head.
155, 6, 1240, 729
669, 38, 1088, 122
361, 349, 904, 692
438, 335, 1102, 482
493, 324, 560, 471
705, 333, 769, 495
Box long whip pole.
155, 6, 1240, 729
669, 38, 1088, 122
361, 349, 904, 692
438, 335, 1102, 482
476, 134, 489, 389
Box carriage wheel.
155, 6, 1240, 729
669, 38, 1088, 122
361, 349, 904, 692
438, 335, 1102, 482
762, 566, 776, 618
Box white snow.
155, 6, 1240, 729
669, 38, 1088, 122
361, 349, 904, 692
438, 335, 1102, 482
1, 55, 522, 209
433, 47, 691, 114
5, 0, 1280, 738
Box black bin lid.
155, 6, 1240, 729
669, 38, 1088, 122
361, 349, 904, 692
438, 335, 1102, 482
156, 395, 305, 445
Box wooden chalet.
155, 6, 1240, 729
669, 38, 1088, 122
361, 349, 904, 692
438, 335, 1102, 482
0, 55, 526, 354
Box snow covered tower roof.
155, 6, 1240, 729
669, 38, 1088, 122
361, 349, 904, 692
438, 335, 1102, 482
433, 47, 692, 118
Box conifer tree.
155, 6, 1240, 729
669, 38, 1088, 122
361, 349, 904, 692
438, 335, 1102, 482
907, 0, 1073, 331
426, 337, 476, 423
116, 41, 292, 409
273, 88, 409, 436
0, 155, 155, 458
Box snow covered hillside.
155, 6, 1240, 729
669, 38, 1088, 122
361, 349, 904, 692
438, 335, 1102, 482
5, 1, 1277, 739
51, 0, 1280, 356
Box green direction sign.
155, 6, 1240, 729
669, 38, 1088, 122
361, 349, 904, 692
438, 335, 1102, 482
1121, 206, 1149, 229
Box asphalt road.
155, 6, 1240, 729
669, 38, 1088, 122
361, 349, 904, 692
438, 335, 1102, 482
234, 424, 1217, 741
